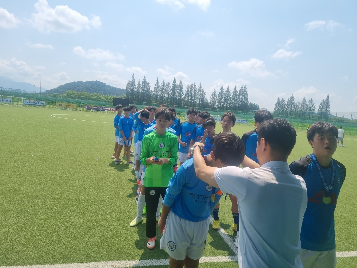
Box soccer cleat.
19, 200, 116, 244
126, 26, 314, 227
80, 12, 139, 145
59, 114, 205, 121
212, 219, 220, 230
142, 205, 146, 215
232, 223, 238, 232
129, 217, 143, 227
147, 237, 156, 249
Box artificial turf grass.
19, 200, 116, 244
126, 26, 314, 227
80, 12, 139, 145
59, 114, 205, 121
1, 104, 357, 268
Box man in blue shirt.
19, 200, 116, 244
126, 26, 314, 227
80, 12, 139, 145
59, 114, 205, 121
241, 109, 273, 164
159, 132, 245, 267
113, 105, 123, 164
290, 122, 346, 268
187, 111, 210, 158
176, 107, 197, 165
119, 107, 134, 164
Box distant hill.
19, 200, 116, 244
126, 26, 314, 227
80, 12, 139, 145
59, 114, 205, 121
0, 76, 45, 93
45, 81, 126, 96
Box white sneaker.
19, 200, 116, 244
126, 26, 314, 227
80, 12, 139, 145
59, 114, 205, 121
147, 237, 156, 249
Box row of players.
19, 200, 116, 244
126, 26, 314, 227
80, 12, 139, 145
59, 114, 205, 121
113, 105, 345, 268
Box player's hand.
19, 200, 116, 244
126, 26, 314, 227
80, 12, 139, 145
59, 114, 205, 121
159, 158, 169, 165
193, 142, 205, 147
181, 142, 187, 147
158, 218, 166, 234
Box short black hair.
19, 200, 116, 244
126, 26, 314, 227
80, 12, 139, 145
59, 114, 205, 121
140, 110, 149, 119
221, 112, 236, 125
203, 117, 216, 128
155, 107, 172, 120
258, 118, 296, 157
146, 106, 156, 112
187, 107, 197, 116
307, 122, 338, 141
169, 107, 176, 113
123, 106, 131, 112
198, 111, 211, 120
115, 104, 122, 110
212, 132, 245, 166
254, 109, 273, 124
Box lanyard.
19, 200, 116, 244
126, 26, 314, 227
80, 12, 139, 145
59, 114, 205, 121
310, 154, 335, 194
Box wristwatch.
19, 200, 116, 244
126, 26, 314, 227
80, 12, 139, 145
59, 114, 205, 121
190, 144, 203, 155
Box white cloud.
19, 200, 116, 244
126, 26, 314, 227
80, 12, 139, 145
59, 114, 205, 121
0, 7, 20, 28
30, 0, 101, 33
156, 66, 189, 82
294, 86, 318, 97
73, 46, 124, 61
285, 38, 295, 48
28, 43, 54, 49
198, 30, 214, 37
125, 67, 147, 76
272, 49, 301, 59
228, 58, 273, 78
90, 72, 128, 88
105, 61, 146, 75
342, 76, 349, 82
54, 72, 70, 81
155, 0, 210, 10
305, 20, 342, 31
105, 62, 124, 71
0, 57, 40, 79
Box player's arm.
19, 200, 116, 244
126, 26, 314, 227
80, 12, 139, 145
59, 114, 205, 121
119, 119, 126, 140
159, 168, 185, 233
193, 144, 219, 188
241, 155, 260, 169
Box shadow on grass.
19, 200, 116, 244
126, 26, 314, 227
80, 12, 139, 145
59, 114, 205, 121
207, 225, 236, 255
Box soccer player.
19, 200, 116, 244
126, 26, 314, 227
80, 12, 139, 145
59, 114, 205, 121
169, 107, 181, 133
337, 126, 345, 147
119, 107, 134, 164
140, 107, 178, 249
176, 108, 197, 165
187, 111, 210, 158
241, 109, 273, 164
134, 109, 154, 180
113, 105, 123, 163
290, 122, 346, 268
193, 118, 307, 268
199, 117, 216, 155
212, 112, 239, 232
159, 132, 245, 268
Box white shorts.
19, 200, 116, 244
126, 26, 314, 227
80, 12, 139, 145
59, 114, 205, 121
300, 248, 336, 268
140, 170, 145, 185
178, 152, 188, 163
119, 138, 131, 147
161, 211, 210, 260
337, 137, 343, 141
115, 136, 120, 143
134, 141, 142, 159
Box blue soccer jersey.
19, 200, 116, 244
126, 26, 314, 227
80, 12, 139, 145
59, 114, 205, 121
202, 135, 215, 155
164, 158, 221, 222
170, 118, 181, 133
242, 129, 259, 163
191, 125, 205, 143
114, 114, 123, 138
138, 121, 154, 141
289, 154, 346, 251
177, 122, 197, 153
119, 116, 134, 139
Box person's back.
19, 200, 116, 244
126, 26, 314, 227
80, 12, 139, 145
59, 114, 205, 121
227, 163, 307, 267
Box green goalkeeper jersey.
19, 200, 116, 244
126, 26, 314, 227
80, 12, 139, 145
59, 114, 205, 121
141, 131, 178, 187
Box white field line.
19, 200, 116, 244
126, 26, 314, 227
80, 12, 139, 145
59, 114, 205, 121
1, 252, 356, 268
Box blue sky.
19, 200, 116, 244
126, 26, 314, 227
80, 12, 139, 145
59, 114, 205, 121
0, 0, 356, 115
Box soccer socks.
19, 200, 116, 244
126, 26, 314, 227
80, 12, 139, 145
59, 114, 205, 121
137, 193, 145, 219
233, 213, 239, 231
156, 196, 163, 218
213, 208, 219, 220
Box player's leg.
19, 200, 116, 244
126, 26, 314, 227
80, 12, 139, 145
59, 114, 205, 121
115, 139, 124, 163
212, 202, 220, 230
126, 141, 132, 163
229, 194, 239, 232
145, 187, 160, 249
184, 257, 199, 268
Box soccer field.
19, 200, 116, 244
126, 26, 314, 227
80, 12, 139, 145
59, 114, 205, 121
0, 105, 356, 268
